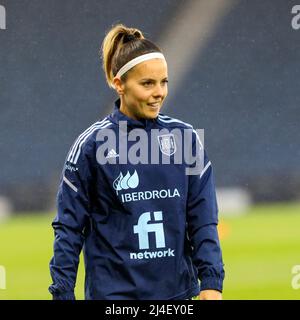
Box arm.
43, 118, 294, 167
199, 290, 222, 300
49, 141, 94, 300
186, 140, 225, 299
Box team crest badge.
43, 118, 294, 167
157, 134, 176, 156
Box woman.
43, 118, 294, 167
49, 24, 224, 300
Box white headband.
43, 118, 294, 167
114, 52, 166, 79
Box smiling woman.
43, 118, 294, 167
48, 23, 224, 300
102, 25, 169, 120
115, 57, 168, 120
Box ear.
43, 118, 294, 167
113, 77, 125, 95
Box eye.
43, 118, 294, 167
142, 81, 153, 87
162, 79, 169, 85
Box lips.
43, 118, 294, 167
147, 102, 161, 108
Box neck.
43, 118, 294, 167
119, 98, 139, 121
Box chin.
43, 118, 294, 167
145, 112, 159, 119
146, 108, 161, 119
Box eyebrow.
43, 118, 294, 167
140, 77, 168, 81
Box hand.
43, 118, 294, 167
198, 290, 222, 300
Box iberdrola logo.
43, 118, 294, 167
113, 170, 139, 195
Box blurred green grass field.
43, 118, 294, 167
0, 202, 300, 300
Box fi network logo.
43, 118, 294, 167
0, 4, 6, 30
0, 266, 6, 289
130, 211, 175, 260
134, 211, 165, 250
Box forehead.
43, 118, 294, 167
129, 58, 168, 79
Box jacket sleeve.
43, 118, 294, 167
48, 140, 94, 300
186, 133, 225, 292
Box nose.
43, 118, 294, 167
153, 83, 165, 99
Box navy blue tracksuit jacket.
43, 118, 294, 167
49, 99, 225, 300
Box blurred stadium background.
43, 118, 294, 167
0, 0, 299, 299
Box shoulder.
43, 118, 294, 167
158, 113, 204, 150
157, 113, 200, 139
66, 117, 114, 164
157, 113, 194, 130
